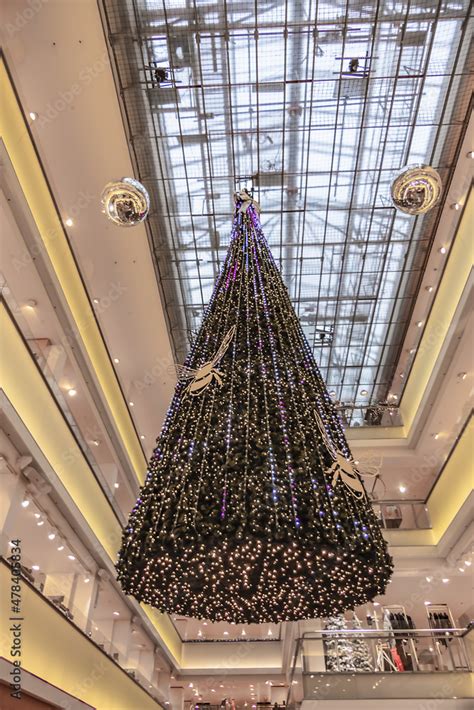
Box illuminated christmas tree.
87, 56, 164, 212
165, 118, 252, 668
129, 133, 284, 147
116, 190, 392, 623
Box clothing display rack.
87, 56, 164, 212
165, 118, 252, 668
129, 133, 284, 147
426, 603, 469, 670
382, 604, 418, 671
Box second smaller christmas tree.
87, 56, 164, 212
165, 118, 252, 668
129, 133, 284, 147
352, 612, 373, 671
324, 615, 357, 672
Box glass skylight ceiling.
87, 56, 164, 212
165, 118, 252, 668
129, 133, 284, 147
101, 0, 472, 425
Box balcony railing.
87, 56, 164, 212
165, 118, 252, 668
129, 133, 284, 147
371, 500, 431, 529
287, 627, 473, 705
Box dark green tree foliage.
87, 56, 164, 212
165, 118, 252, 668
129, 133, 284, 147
116, 193, 392, 623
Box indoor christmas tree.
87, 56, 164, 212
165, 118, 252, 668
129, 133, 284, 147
352, 612, 374, 671
116, 190, 393, 623
324, 616, 357, 672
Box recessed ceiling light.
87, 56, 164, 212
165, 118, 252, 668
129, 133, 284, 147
465, 560, 472, 566
57, 545, 64, 551
34, 513, 41, 519
29, 111, 38, 121
459, 567, 465, 573
424, 601, 431, 605
438, 246, 447, 254
129, 401, 134, 407
84, 577, 90, 583
467, 150, 474, 159
425, 576, 432, 582
223, 630, 229, 635
93, 298, 100, 305
450, 203, 460, 211
48, 532, 56, 540
360, 389, 368, 396
442, 578, 449, 583
458, 372, 467, 380
21, 498, 30, 508
211, 689, 216, 693
114, 483, 120, 489
37, 520, 44, 526
203, 622, 208, 626
68, 554, 75, 560
65, 218, 74, 227
91, 439, 100, 447
113, 358, 120, 364
113, 611, 120, 616
140, 435, 145, 440
31, 565, 40, 571
425, 285, 433, 293
241, 628, 246, 635
416, 321, 423, 328
433, 433, 440, 440
373, 602, 380, 606
399, 485, 407, 493
24, 299, 37, 310
188, 683, 193, 688
67, 388, 77, 397
409, 348, 416, 354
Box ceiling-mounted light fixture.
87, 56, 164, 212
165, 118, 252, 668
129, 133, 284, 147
450, 203, 460, 211
439, 246, 447, 254
390, 164, 442, 215
21, 497, 30, 508
101, 178, 150, 227
64, 218, 74, 227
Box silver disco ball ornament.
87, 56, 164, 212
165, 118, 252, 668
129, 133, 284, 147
101, 177, 150, 227
391, 164, 442, 215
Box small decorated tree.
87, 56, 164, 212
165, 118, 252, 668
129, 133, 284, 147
352, 612, 373, 671
324, 615, 357, 672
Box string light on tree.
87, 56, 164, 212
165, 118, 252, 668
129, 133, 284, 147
116, 191, 392, 623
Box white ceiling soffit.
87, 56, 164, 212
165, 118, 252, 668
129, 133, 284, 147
0, 0, 176, 458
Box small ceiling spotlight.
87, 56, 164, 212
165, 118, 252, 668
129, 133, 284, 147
29, 111, 38, 121
399, 484, 407, 493
67, 388, 77, 397
140, 435, 145, 440
457, 372, 467, 380
450, 203, 460, 211
438, 246, 447, 254
467, 150, 474, 159
465, 560, 472, 567
425, 576, 433, 583
84, 577, 90, 583
24, 299, 37, 310
31, 565, 40, 571
113, 358, 120, 364
425, 285, 433, 293
432, 433, 440, 440
409, 348, 416, 354
459, 567, 465, 573
57, 545, 64, 551
129, 401, 135, 407
21, 497, 30, 508
442, 578, 449, 583
37, 520, 45, 526
424, 601, 431, 606
68, 554, 76, 561
114, 483, 120, 489
93, 298, 100, 305
360, 389, 368, 396
90, 439, 100, 447
113, 611, 120, 616
48, 532, 56, 540
65, 218, 74, 227
416, 321, 423, 328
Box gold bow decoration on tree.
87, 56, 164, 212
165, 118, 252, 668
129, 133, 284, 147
313, 410, 379, 500
234, 188, 261, 214
176, 325, 236, 397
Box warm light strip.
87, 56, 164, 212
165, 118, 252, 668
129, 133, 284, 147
0, 59, 146, 484
0, 303, 181, 665
349, 189, 473, 443
400, 191, 474, 432
0, 561, 164, 709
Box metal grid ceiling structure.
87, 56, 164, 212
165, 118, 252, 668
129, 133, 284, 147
100, 0, 473, 426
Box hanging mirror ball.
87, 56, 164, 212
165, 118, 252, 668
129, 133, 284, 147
390, 164, 442, 215
101, 177, 150, 227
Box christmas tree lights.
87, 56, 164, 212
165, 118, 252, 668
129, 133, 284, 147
116, 191, 393, 623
